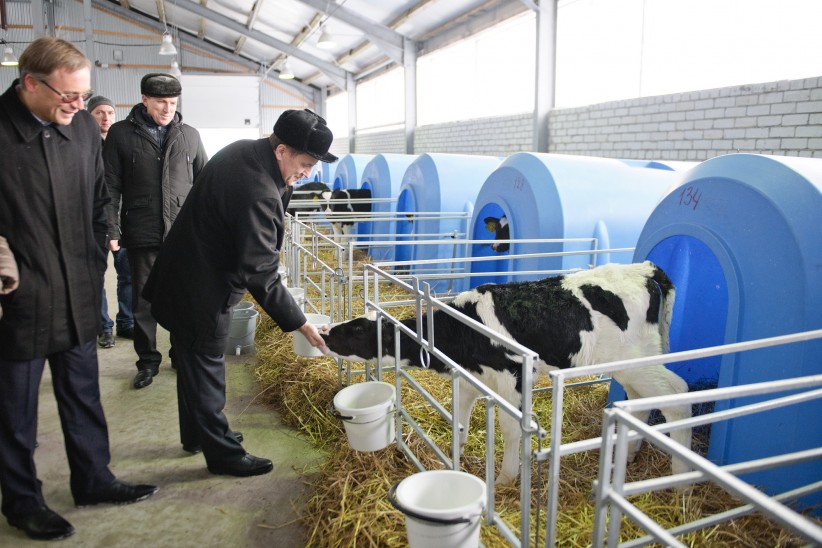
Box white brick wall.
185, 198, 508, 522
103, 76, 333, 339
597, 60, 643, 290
414, 113, 534, 155
549, 76, 822, 159
330, 75, 822, 160
354, 128, 406, 154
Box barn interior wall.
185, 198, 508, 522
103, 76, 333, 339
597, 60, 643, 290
1, 2, 819, 161
354, 76, 822, 160
549, 76, 822, 160
0, 2, 314, 139
354, 128, 405, 154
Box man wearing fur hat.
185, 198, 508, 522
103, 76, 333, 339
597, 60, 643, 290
103, 74, 207, 390
143, 109, 333, 476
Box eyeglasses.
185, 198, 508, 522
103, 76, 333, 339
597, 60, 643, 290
37, 78, 94, 103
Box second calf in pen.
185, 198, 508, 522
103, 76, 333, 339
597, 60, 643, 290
320, 261, 692, 485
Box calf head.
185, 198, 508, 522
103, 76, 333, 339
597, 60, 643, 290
321, 317, 389, 362
484, 216, 510, 252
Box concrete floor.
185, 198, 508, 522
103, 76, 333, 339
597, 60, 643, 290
0, 259, 325, 546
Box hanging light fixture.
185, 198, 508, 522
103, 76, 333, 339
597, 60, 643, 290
316, 24, 336, 50
168, 60, 182, 78
278, 58, 295, 80
158, 32, 177, 56
1, 41, 18, 67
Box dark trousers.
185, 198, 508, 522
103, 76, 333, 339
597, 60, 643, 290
113, 248, 133, 332
99, 249, 133, 334
128, 247, 165, 371
0, 339, 115, 518
171, 334, 244, 466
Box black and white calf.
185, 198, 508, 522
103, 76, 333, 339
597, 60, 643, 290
324, 188, 372, 243
321, 261, 691, 484
484, 215, 510, 252
287, 182, 331, 216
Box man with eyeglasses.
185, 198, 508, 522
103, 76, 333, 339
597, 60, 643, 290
103, 73, 207, 390
0, 37, 157, 541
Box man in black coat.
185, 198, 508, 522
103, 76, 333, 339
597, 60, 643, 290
104, 74, 208, 389
144, 109, 333, 476
0, 37, 157, 541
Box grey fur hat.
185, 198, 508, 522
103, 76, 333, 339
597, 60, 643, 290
140, 73, 182, 98
86, 95, 114, 113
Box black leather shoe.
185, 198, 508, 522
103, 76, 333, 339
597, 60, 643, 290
97, 331, 115, 349
183, 432, 244, 455
75, 479, 158, 507
207, 453, 273, 477
8, 506, 74, 541
117, 326, 134, 339
133, 368, 158, 389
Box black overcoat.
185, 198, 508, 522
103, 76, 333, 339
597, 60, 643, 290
0, 81, 109, 360
103, 104, 207, 248
143, 138, 305, 355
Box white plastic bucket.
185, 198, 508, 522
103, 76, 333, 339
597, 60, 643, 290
389, 470, 486, 548
226, 307, 259, 355
233, 301, 255, 312
292, 313, 330, 357
331, 382, 396, 452
287, 287, 305, 311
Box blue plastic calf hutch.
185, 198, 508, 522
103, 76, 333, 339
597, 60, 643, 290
631, 153, 822, 509
617, 159, 698, 172
395, 153, 502, 294
311, 160, 337, 184
332, 154, 375, 190
468, 153, 683, 287
358, 154, 418, 261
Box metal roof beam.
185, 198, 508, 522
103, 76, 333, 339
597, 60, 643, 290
91, 0, 318, 93
294, 0, 407, 63
419, 0, 527, 55
295, 0, 405, 48
171, 0, 349, 88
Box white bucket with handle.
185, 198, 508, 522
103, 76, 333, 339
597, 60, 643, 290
287, 287, 305, 311
330, 381, 396, 452
388, 470, 486, 548
226, 307, 259, 356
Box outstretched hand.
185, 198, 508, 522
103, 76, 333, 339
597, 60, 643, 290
298, 321, 327, 350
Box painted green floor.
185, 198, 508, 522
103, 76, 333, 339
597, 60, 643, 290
0, 258, 325, 547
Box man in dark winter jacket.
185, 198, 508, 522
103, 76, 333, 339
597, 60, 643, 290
0, 37, 157, 542
143, 109, 333, 477
103, 73, 207, 390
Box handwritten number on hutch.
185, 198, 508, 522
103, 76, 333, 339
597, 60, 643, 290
679, 186, 701, 210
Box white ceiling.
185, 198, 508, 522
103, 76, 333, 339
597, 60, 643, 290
104, 0, 531, 92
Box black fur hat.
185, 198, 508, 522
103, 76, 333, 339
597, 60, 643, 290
140, 73, 182, 98
273, 109, 338, 163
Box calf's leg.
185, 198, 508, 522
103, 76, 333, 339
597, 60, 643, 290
615, 365, 691, 475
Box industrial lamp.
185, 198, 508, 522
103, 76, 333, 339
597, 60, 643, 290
169, 60, 182, 78
316, 25, 336, 50
278, 59, 295, 80
159, 32, 177, 56
1, 41, 18, 67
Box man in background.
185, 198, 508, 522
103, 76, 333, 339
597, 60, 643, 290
87, 95, 134, 349
104, 74, 207, 389
0, 37, 157, 542
144, 109, 331, 476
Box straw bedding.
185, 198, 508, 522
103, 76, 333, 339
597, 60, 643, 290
250, 246, 817, 546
